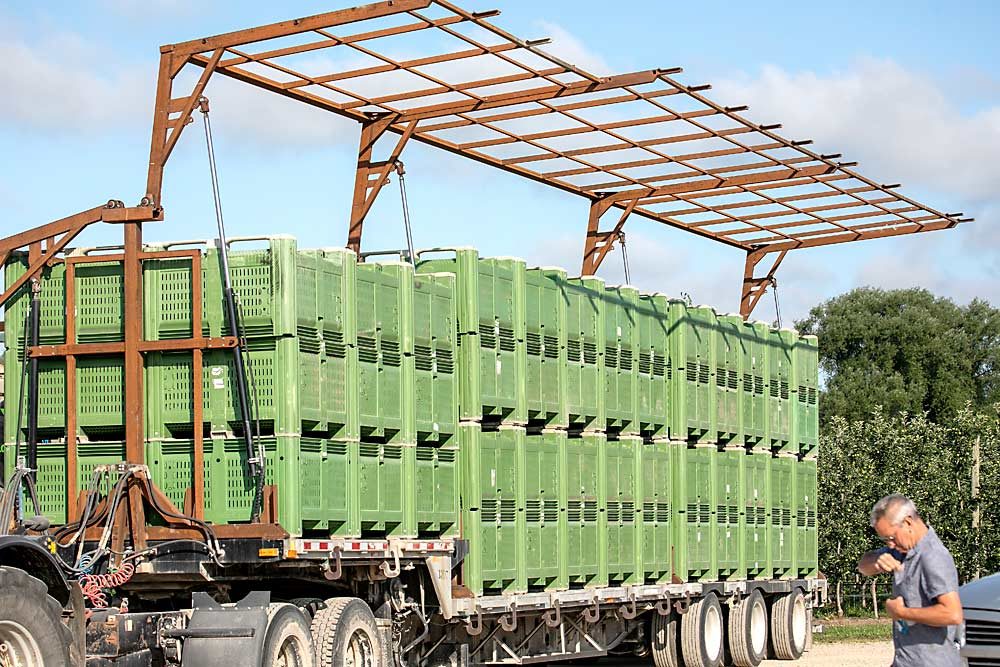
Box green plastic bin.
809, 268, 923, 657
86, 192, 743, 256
743, 321, 769, 450
640, 439, 672, 583
460, 424, 524, 595
769, 454, 796, 578
716, 448, 745, 580
356, 261, 415, 443
562, 276, 605, 430
637, 294, 670, 438
564, 431, 607, 587
793, 335, 819, 459
716, 314, 744, 444
671, 442, 716, 581
416, 249, 527, 424
796, 458, 818, 577
606, 434, 641, 584
768, 328, 797, 453
524, 267, 568, 427
669, 301, 716, 443
603, 286, 640, 435
523, 429, 565, 590
744, 451, 771, 580
413, 272, 458, 443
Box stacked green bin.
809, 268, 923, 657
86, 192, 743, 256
416, 249, 527, 424
637, 294, 670, 438
356, 261, 414, 443
317, 248, 360, 441
715, 314, 744, 444
603, 286, 640, 435
356, 440, 408, 536
744, 451, 771, 580
460, 424, 524, 595
767, 328, 797, 452
413, 272, 458, 443
770, 455, 796, 578
669, 301, 715, 443
296, 437, 353, 536
523, 429, 564, 590
562, 276, 605, 430
606, 435, 641, 584
743, 321, 769, 450
524, 267, 568, 427
640, 439, 672, 583
564, 431, 607, 587
671, 443, 716, 581
412, 442, 460, 537
793, 335, 819, 459
795, 458, 818, 577
716, 448, 745, 580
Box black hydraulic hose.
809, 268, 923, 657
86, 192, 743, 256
25, 281, 41, 485
234, 295, 266, 524
198, 97, 263, 523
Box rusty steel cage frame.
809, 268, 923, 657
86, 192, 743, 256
0, 0, 970, 529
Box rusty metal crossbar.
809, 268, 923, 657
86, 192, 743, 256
143, 0, 969, 293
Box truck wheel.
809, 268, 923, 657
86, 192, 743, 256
769, 589, 808, 660
311, 598, 383, 667
681, 592, 724, 667
649, 612, 681, 667
0, 566, 71, 667
262, 603, 314, 667
727, 590, 767, 667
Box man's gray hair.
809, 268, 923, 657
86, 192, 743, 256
870, 494, 920, 527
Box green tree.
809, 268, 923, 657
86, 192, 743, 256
797, 287, 1000, 423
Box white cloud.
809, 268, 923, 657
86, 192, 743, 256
535, 21, 613, 77
712, 58, 1000, 202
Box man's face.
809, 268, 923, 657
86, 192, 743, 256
874, 515, 917, 553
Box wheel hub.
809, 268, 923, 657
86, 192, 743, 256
346, 629, 375, 667
0, 621, 43, 667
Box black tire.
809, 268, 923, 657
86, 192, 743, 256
727, 590, 768, 667
681, 593, 724, 667
0, 566, 72, 667
262, 603, 314, 667
311, 597, 384, 667
769, 589, 808, 660
649, 612, 681, 667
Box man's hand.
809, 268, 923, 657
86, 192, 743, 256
885, 596, 907, 620
858, 549, 903, 576
874, 552, 903, 574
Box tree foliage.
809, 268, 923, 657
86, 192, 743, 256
819, 406, 1000, 599
797, 288, 1000, 423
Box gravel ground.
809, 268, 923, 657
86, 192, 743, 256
762, 640, 894, 666
582, 640, 895, 666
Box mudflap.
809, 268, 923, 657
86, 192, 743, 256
177, 591, 271, 667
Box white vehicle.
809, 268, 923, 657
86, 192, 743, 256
959, 573, 1000, 665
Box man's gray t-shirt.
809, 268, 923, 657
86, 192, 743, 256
885, 527, 961, 667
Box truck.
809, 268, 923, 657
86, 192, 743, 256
0, 2, 967, 667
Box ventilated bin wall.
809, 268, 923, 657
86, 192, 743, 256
770, 455, 796, 578
637, 294, 669, 438
413, 272, 458, 443
524, 268, 568, 427
562, 277, 605, 430
671, 443, 716, 581
603, 287, 640, 435
744, 452, 771, 580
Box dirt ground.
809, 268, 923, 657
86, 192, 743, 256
762, 640, 894, 666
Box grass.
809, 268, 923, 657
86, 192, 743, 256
815, 619, 894, 644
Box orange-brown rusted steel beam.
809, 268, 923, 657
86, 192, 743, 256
582, 198, 639, 276
123, 222, 144, 464
740, 249, 788, 318
27, 337, 237, 358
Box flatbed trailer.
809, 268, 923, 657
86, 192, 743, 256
0, 2, 968, 666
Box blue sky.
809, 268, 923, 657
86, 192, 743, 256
1, 0, 997, 325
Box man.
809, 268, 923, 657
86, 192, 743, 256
858, 494, 963, 667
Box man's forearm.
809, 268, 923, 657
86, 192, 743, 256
858, 551, 882, 576
898, 602, 963, 627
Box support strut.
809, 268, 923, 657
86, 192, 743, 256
740, 249, 788, 318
